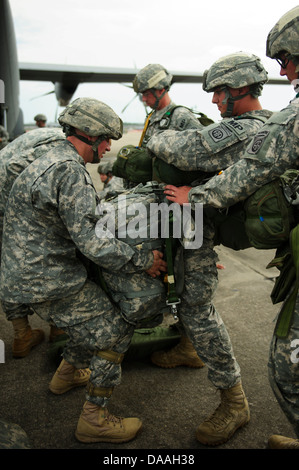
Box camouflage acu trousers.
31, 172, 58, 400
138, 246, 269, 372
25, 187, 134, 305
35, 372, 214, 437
268, 290, 299, 437
177, 218, 241, 389
32, 280, 135, 407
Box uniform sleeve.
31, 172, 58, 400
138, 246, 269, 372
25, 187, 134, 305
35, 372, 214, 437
189, 110, 299, 209
55, 164, 153, 272
146, 119, 256, 172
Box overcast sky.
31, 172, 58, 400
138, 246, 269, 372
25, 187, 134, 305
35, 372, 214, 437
9, 0, 299, 125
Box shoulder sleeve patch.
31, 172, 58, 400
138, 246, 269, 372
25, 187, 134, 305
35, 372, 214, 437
208, 125, 232, 142
246, 130, 270, 154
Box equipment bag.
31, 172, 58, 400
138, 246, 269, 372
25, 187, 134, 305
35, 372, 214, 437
244, 169, 298, 250
97, 183, 168, 327
112, 145, 153, 184
112, 106, 214, 186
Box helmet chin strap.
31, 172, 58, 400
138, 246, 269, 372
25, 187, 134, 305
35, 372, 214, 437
150, 88, 169, 110
220, 87, 251, 117
65, 126, 104, 163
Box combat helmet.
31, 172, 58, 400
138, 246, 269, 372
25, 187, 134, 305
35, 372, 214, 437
58, 98, 123, 163
133, 64, 173, 109
34, 114, 47, 122
266, 6, 299, 70
97, 159, 114, 175
203, 52, 268, 117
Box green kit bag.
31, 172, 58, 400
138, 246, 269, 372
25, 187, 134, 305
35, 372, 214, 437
112, 145, 153, 184
244, 170, 298, 250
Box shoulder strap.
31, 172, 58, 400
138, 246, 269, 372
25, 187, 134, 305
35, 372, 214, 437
139, 112, 154, 146
235, 114, 269, 124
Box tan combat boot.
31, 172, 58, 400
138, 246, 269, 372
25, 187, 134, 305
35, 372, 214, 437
268, 435, 299, 449
151, 335, 204, 368
49, 325, 66, 342
196, 382, 250, 446
12, 317, 45, 358
49, 359, 90, 394
75, 401, 142, 443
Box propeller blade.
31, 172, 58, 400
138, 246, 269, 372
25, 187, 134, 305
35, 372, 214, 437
121, 94, 138, 113
30, 90, 55, 101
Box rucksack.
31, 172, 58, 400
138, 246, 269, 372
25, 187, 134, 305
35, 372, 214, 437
112, 105, 214, 185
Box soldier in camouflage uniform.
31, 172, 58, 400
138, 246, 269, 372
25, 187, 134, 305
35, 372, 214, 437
159, 8, 299, 450
0, 128, 66, 357
34, 113, 47, 128
133, 64, 203, 146
0, 97, 166, 444
0, 125, 9, 150
147, 53, 273, 446
132, 64, 205, 368
97, 159, 124, 200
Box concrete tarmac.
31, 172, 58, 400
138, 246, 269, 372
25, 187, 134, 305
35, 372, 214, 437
0, 131, 297, 458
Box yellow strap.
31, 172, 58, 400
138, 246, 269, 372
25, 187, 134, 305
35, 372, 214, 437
86, 383, 114, 398
96, 349, 125, 364
138, 112, 153, 147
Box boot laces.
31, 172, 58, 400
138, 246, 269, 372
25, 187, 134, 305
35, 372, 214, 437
103, 409, 124, 428
205, 401, 234, 429
75, 368, 90, 378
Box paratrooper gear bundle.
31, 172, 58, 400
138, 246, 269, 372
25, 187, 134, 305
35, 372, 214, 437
112, 105, 213, 185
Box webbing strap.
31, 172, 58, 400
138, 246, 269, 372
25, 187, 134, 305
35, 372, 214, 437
275, 224, 299, 337
86, 382, 114, 398
95, 349, 125, 364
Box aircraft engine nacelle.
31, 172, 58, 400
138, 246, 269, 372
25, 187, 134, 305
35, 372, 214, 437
54, 82, 78, 107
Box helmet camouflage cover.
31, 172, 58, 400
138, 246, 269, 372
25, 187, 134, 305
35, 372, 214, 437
58, 97, 123, 140
97, 159, 114, 174
203, 52, 268, 92
266, 6, 299, 59
34, 114, 47, 121
133, 64, 173, 93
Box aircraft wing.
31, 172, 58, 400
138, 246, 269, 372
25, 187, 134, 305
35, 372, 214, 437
19, 62, 287, 86
18, 62, 207, 84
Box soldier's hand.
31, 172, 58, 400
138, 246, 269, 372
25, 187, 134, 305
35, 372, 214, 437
164, 184, 191, 205
146, 250, 167, 278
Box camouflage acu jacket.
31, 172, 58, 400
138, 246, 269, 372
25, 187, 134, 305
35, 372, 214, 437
146, 109, 273, 173
0, 140, 153, 304
187, 98, 299, 209
0, 128, 65, 246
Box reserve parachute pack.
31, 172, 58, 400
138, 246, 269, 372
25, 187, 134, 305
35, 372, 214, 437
244, 169, 299, 249
210, 169, 299, 251
112, 105, 214, 185
95, 183, 169, 328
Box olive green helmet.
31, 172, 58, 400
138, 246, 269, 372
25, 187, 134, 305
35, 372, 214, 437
203, 52, 268, 92
58, 97, 123, 140
266, 6, 299, 65
133, 64, 173, 93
